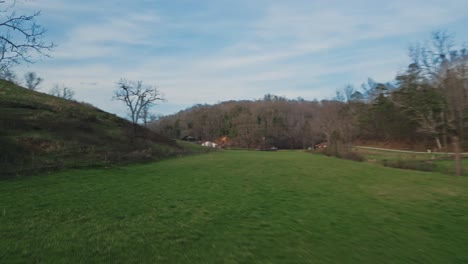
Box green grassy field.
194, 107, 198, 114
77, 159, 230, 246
1, 151, 468, 263
354, 147, 468, 176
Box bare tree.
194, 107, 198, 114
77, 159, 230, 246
49, 84, 74, 100
335, 84, 357, 102
318, 100, 356, 154
114, 79, 165, 134
24, 71, 43, 90
442, 63, 467, 176
140, 104, 150, 127
0, 1, 55, 74
343, 84, 355, 101
410, 30, 467, 175
0, 66, 16, 82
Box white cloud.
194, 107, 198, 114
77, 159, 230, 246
12, 0, 468, 117
53, 12, 161, 60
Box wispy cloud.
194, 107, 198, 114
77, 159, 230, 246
13, 0, 468, 116
53, 12, 161, 60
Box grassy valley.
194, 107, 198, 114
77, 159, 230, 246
1, 150, 467, 263
1, 1, 468, 263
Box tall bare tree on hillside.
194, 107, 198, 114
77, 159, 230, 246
0, 67, 16, 82
24, 71, 43, 90
49, 84, 74, 100
114, 79, 165, 136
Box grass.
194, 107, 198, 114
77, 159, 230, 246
354, 147, 468, 176
354, 147, 454, 161
1, 150, 468, 263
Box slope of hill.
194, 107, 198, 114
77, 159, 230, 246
0, 80, 203, 176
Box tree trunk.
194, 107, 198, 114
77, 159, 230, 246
452, 136, 462, 176
435, 137, 442, 150
325, 132, 331, 144
442, 112, 448, 150
132, 123, 137, 141
442, 134, 448, 150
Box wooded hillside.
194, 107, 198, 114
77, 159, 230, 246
151, 94, 425, 150
152, 32, 467, 153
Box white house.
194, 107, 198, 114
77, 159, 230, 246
202, 141, 218, 148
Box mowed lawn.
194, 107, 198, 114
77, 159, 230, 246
1, 151, 468, 263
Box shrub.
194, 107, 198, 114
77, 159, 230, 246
382, 159, 435, 172
339, 151, 365, 162
321, 147, 365, 162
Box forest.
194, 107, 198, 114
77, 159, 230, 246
152, 31, 467, 153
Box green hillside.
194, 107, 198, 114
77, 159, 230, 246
0, 80, 202, 176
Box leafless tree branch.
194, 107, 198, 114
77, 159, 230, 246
0, 1, 55, 73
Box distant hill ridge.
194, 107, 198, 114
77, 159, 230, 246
0, 80, 200, 177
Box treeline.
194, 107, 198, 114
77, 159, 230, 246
153, 97, 322, 149
152, 31, 467, 152
151, 90, 424, 150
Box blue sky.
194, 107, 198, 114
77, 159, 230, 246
13, 0, 468, 117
